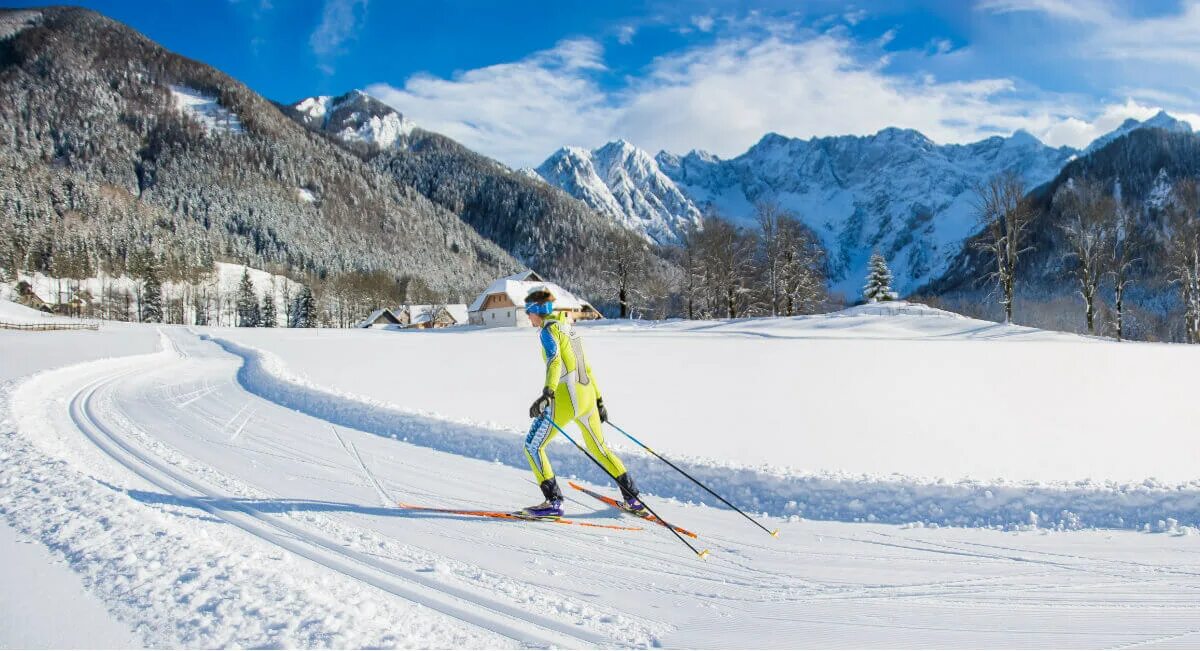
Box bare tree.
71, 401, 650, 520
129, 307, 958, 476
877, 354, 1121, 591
777, 216, 827, 315
1109, 200, 1141, 342
1055, 179, 1114, 334
600, 229, 649, 318
972, 171, 1036, 324
697, 216, 758, 319
755, 202, 787, 316
680, 225, 705, 320
1167, 179, 1200, 343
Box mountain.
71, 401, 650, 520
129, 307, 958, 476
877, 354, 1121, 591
1084, 110, 1193, 154
0, 7, 517, 293
535, 141, 702, 244
289, 90, 416, 150
926, 126, 1200, 313
533, 130, 1074, 297
283, 93, 643, 293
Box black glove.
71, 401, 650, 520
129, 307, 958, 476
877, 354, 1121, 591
596, 397, 609, 423
529, 387, 554, 419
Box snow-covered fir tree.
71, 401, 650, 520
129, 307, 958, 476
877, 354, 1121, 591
863, 252, 895, 303
236, 269, 260, 327
260, 291, 277, 328
141, 263, 163, 323
291, 286, 317, 328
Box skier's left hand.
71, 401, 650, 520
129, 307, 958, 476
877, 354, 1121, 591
596, 397, 609, 423
529, 387, 554, 418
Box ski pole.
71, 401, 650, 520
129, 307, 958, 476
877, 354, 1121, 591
542, 417, 710, 560
609, 421, 780, 539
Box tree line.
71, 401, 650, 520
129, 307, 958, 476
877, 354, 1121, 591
595, 202, 831, 320
961, 170, 1200, 343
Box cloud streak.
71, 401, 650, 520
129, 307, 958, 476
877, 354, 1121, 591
310, 0, 368, 73
365, 16, 1199, 168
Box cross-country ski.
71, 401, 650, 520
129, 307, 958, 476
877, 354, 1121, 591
568, 481, 699, 539
395, 502, 644, 531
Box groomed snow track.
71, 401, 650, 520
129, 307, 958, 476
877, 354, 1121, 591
67, 365, 606, 649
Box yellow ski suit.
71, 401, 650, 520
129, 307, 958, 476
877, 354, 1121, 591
524, 313, 628, 485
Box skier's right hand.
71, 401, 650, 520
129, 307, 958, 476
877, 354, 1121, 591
529, 387, 554, 418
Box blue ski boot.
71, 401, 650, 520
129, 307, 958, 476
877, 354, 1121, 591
517, 478, 564, 519
518, 499, 563, 519
618, 496, 649, 517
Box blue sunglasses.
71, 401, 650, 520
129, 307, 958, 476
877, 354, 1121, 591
524, 301, 554, 316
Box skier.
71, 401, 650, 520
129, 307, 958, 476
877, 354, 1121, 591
519, 286, 645, 518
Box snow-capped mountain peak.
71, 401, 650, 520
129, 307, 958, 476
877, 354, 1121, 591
533, 140, 702, 243
1084, 110, 1193, 153
288, 90, 415, 150
539, 127, 1079, 298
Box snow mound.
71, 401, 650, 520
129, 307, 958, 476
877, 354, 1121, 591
169, 85, 244, 135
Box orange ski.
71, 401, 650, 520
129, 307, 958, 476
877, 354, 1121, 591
396, 503, 643, 531
567, 481, 698, 539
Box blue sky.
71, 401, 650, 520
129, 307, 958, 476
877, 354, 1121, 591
19, 0, 1200, 166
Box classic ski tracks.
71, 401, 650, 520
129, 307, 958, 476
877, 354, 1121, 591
67, 361, 616, 649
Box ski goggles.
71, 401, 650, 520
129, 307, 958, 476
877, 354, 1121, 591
524, 301, 554, 316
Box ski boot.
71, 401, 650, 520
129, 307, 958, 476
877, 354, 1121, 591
516, 478, 564, 519
517, 499, 563, 519
615, 473, 649, 516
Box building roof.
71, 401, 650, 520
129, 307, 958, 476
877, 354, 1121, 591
468, 270, 593, 313
359, 308, 399, 328
405, 304, 469, 325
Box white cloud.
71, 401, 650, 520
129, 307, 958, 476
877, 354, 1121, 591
310, 0, 368, 72
364, 25, 1198, 167
981, 0, 1200, 68
691, 15, 716, 32
616, 24, 636, 45
367, 39, 616, 168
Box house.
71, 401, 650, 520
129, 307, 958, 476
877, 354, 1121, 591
398, 304, 469, 329
14, 281, 51, 313
468, 270, 601, 327
359, 308, 401, 328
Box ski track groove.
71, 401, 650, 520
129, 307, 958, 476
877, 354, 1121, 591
69, 365, 614, 649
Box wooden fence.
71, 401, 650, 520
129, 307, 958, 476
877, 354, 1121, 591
0, 320, 100, 331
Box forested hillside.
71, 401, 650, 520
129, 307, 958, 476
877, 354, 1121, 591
922, 127, 1200, 342
283, 91, 647, 294
0, 7, 518, 300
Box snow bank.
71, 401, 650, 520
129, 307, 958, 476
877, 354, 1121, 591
208, 334, 1200, 531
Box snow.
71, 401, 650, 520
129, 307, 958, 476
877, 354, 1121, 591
297, 187, 317, 203
168, 85, 244, 135
2, 303, 1199, 646
218, 302, 1200, 527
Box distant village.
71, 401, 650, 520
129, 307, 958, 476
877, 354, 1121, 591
359, 270, 601, 330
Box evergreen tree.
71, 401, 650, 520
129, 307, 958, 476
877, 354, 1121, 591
260, 291, 277, 328
863, 252, 895, 303
236, 268, 260, 327
141, 261, 163, 323
291, 285, 317, 328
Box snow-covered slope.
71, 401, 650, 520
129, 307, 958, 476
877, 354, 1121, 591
3, 306, 1200, 646
289, 90, 415, 150
535, 141, 702, 243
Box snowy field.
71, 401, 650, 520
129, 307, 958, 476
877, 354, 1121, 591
2, 298, 1199, 648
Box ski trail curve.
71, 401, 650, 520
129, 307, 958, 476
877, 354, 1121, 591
63, 345, 624, 648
